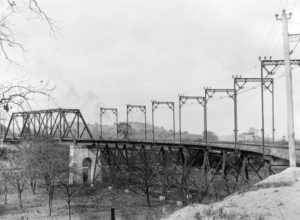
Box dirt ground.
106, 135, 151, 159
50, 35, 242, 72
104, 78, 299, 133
2, 168, 299, 220
163, 167, 300, 220
0, 183, 179, 220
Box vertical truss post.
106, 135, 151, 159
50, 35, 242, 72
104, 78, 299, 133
204, 95, 207, 146
272, 82, 275, 144
152, 102, 155, 142
151, 101, 175, 141
100, 108, 103, 138
204, 88, 236, 148
179, 98, 182, 144
172, 105, 175, 141
144, 109, 147, 140
126, 105, 147, 140
126, 107, 129, 139
233, 84, 238, 150
59, 111, 62, 140
116, 111, 119, 139
178, 95, 205, 144
100, 107, 118, 139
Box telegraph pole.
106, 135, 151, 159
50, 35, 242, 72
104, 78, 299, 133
276, 10, 296, 167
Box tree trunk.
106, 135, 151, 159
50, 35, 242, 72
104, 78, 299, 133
48, 194, 52, 216
18, 190, 22, 208
48, 185, 54, 216
68, 199, 71, 220
44, 174, 50, 192
30, 177, 37, 194
145, 186, 151, 207
4, 185, 8, 205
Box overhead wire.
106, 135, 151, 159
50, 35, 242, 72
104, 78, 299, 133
55, 0, 300, 132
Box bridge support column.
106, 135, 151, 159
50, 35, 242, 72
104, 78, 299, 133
181, 147, 190, 204
69, 144, 102, 185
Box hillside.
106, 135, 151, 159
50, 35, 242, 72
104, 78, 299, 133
87, 121, 203, 142
162, 168, 300, 220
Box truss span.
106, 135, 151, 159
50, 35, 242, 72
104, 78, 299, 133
3, 108, 93, 141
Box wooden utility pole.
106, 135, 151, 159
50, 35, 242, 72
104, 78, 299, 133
276, 10, 297, 167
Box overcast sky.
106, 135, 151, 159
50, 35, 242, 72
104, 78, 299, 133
1, 0, 300, 139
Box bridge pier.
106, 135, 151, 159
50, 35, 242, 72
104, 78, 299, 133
69, 144, 102, 185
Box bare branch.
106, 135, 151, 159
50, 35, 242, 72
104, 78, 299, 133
0, 79, 55, 112
0, 0, 56, 63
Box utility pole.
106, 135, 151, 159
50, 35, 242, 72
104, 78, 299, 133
276, 10, 296, 167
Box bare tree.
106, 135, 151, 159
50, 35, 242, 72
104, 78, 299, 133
7, 150, 27, 208
23, 136, 69, 216
57, 169, 80, 220
127, 146, 158, 207
0, 0, 55, 64
0, 159, 9, 204
202, 130, 219, 142
0, 79, 54, 112
117, 122, 134, 139
0, 0, 56, 113
248, 127, 259, 143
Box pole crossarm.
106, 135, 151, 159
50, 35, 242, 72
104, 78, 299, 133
259, 58, 300, 66
127, 104, 146, 113
234, 77, 273, 93
100, 107, 118, 139
179, 95, 205, 107
205, 88, 235, 102
152, 101, 175, 111
3, 108, 93, 142
259, 57, 300, 77
100, 107, 118, 115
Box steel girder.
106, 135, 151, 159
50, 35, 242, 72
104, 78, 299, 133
93, 142, 274, 203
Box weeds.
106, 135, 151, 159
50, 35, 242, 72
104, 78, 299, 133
194, 206, 265, 220
235, 181, 292, 195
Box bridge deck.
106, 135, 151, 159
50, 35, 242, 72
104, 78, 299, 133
4, 137, 300, 163
76, 138, 300, 163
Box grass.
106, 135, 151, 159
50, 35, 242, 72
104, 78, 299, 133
235, 181, 293, 195
0, 182, 178, 219
194, 206, 265, 220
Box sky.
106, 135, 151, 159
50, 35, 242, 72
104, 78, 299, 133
1, 0, 300, 139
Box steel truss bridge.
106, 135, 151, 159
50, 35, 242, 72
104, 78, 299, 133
3, 107, 299, 202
